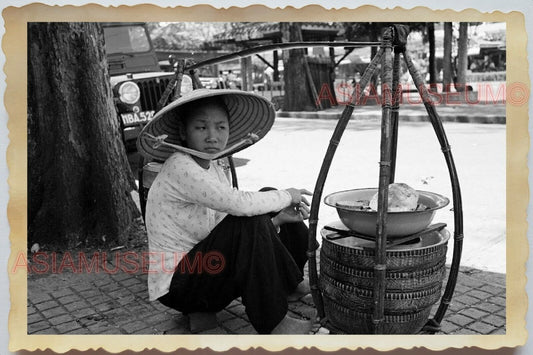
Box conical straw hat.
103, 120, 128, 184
137, 88, 276, 161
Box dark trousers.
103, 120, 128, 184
158, 214, 310, 334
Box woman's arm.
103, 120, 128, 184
169, 154, 292, 216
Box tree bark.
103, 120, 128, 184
240, 56, 253, 91
427, 23, 437, 92
28, 22, 139, 249
281, 22, 315, 111
442, 22, 453, 92
456, 23, 469, 91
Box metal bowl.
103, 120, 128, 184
324, 188, 450, 238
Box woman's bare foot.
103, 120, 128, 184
270, 314, 314, 334
288, 279, 311, 302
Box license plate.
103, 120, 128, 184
121, 110, 155, 126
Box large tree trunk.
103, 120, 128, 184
28, 22, 139, 249
281, 22, 315, 111
442, 22, 453, 92
456, 23, 469, 91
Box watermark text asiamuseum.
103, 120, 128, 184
13, 251, 225, 275
316, 82, 528, 106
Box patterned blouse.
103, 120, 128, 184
145, 152, 292, 300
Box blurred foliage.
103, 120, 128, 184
147, 22, 239, 50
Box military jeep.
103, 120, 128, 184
103, 22, 192, 149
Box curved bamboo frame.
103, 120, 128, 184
306, 26, 464, 334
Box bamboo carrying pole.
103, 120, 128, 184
372, 28, 394, 334
307, 47, 385, 321
157, 59, 186, 111
184, 41, 382, 71
227, 156, 239, 189
389, 50, 402, 182
402, 49, 464, 331
189, 67, 204, 90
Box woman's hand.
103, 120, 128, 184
285, 188, 312, 206
271, 188, 312, 227
272, 202, 310, 227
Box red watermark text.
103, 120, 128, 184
12, 251, 225, 275
316, 82, 528, 107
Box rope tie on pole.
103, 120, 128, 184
374, 264, 387, 271
454, 233, 464, 241
441, 145, 452, 153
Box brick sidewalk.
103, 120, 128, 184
27, 249, 506, 335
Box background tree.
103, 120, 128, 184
455, 22, 469, 91
442, 22, 454, 92
28, 22, 139, 249
427, 22, 438, 91
148, 22, 237, 50
341, 22, 383, 88
280, 22, 316, 111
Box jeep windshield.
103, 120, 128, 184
104, 24, 151, 55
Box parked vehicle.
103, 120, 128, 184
103, 22, 192, 149
199, 76, 227, 89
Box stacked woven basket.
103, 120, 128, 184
319, 228, 450, 334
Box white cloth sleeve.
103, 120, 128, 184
170, 154, 292, 216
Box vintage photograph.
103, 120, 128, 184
24, 19, 508, 339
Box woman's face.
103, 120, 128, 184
181, 102, 230, 155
